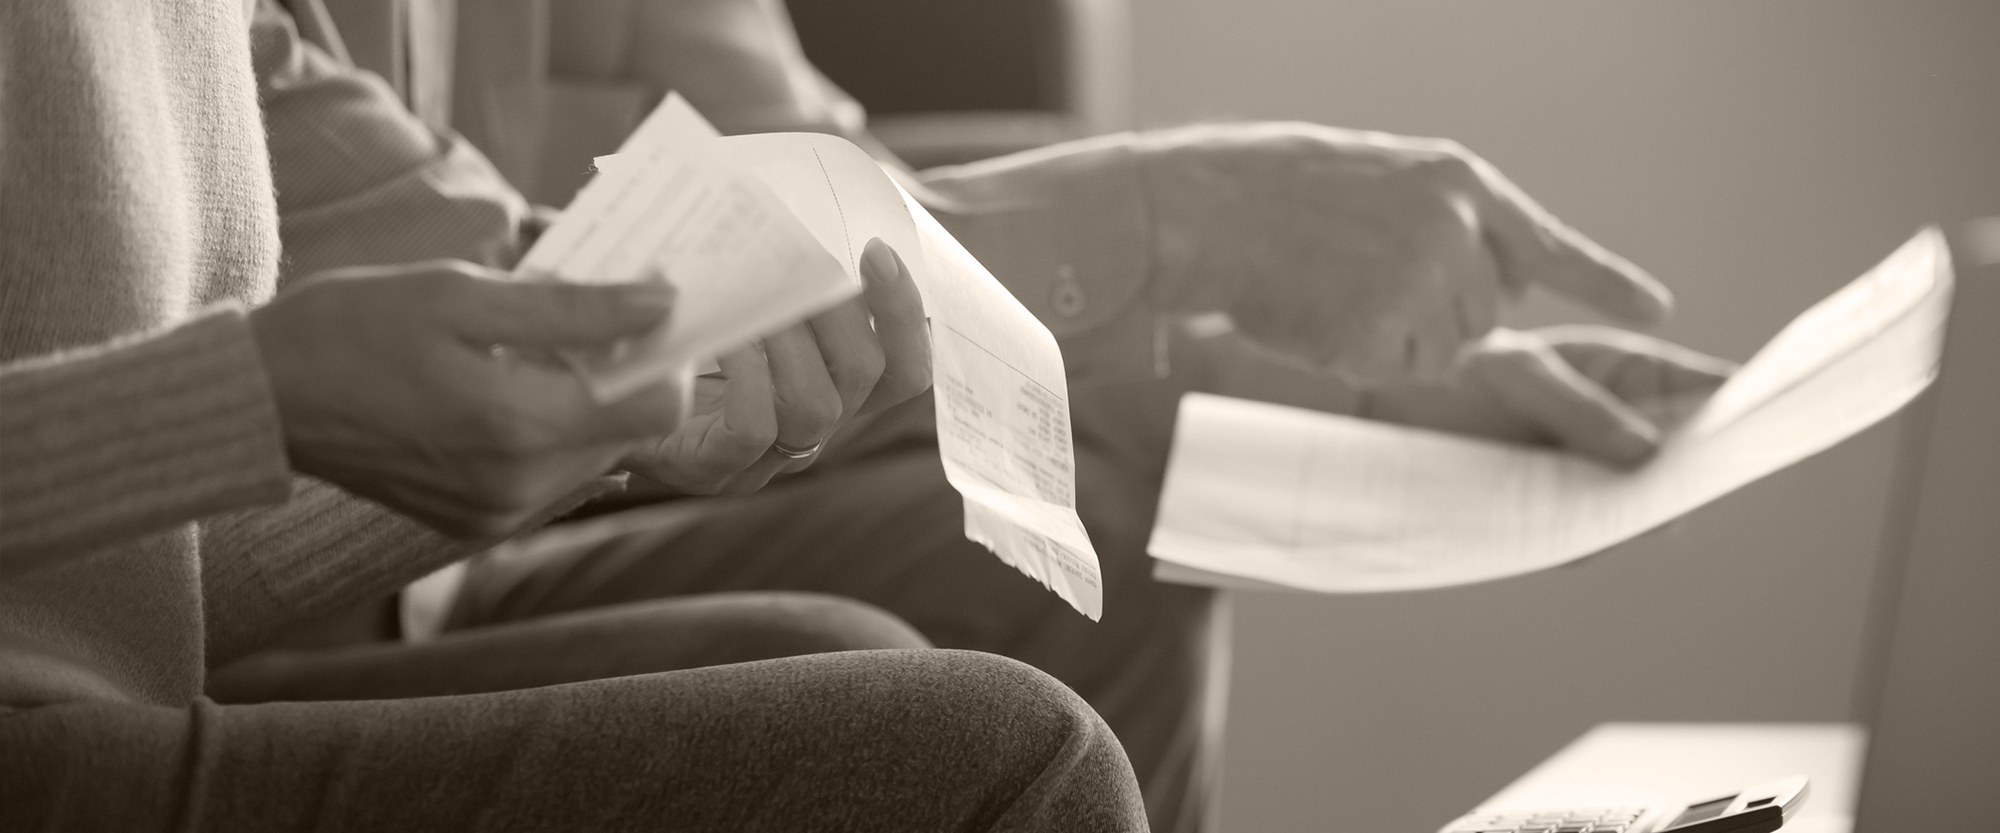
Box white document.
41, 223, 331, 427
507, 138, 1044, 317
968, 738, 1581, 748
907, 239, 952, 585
716, 132, 1105, 620
1149, 227, 1953, 592
516, 94, 858, 399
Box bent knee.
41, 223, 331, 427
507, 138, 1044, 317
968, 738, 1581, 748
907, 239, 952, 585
912, 651, 1144, 828
918, 651, 1120, 756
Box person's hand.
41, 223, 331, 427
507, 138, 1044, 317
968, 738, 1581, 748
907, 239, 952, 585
250, 260, 690, 538
1137, 123, 1672, 382
621, 239, 931, 495
1361, 326, 1738, 465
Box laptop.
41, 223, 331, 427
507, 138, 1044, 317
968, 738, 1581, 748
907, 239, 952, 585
1438, 217, 2000, 833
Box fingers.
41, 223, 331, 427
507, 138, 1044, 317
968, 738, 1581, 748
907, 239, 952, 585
637, 347, 783, 494
1539, 325, 1739, 392
638, 338, 821, 494
1538, 325, 1738, 429
802, 240, 930, 421
465, 343, 691, 447
574, 361, 694, 442
761, 325, 844, 474
730, 240, 929, 483
1458, 155, 1673, 324
437, 264, 676, 347
706, 345, 783, 470
806, 297, 885, 422
1466, 332, 1662, 466
856, 239, 933, 415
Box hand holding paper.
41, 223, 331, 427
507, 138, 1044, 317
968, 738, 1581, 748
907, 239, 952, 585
720, 131, 1107, 619
1138, 123, 1672, 382
1150, 228, 1951, 592
252, 262, 687, 540
620, 239, 931, 495
524, 94, 1105, 619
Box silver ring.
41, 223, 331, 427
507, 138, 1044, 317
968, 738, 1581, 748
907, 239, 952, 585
771, 440, 822, 460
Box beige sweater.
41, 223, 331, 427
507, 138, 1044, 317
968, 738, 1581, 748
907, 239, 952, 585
0, 0, 525, 707
0, 0, 295, 706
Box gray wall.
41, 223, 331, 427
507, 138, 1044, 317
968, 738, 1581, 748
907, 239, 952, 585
1125, 1, 1999, 830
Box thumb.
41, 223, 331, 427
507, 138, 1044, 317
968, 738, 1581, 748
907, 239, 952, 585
445, 276, 675, 348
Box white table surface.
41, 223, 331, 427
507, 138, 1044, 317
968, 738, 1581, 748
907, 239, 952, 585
1471, 723, 1865, 833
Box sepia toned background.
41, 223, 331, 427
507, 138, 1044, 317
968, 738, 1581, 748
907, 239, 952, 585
1116, 1, 1998, 830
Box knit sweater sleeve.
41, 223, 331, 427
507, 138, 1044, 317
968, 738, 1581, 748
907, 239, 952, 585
0, 306, 293, 577
195, 1, 544, 664
198, 475, 619, 663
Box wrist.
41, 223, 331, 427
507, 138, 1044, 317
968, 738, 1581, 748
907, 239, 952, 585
247, 294, 343, 480
245, 301, 308, 472
923, 132, 1156, 339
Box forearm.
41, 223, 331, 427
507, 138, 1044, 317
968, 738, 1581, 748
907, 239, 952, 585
197, 474, 624, 665
195, 471, 487, 665
917, 134, 1153, 337
0, 308, 293, 577
912, 134, 1163, 385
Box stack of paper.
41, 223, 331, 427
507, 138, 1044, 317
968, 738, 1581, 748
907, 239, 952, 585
1148, 228, 1953, 592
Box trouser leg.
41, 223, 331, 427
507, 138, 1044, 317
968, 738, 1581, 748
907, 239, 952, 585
6, 650, 1147, 833
447, 383, 1225, 833
208, 591, 928, 702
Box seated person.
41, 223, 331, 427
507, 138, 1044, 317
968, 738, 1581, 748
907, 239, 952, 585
212, 2, 1738, 832
0, 2, 1148, 830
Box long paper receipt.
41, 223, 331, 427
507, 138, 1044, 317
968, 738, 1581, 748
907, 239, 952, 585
718, 133, 1105, 620
560, 96, 1103, 619
1148, 227, 1953, 592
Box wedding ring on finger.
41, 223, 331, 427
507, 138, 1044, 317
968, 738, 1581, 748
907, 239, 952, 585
771, 440, 823, 460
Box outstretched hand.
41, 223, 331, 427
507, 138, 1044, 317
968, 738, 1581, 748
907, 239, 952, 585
1138, 123, 1671, 382
1362, 326, 1738, 465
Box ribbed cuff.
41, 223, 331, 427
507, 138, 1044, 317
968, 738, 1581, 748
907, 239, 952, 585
198, 474, 626, 664
0, 306, 293, 575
